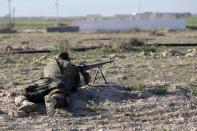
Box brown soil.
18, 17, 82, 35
0, 30, 197, 130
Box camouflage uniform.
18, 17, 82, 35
15, 52, 87, 115
43, 55, 81, 114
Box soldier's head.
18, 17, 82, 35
56, 52, 71, 61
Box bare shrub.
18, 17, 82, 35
20, 41, 30, 49
150, 30, 166, 36
162, 49, 184, 58
185, 49, 197, 57
102, 38, 157, 52
53, 39, 71, 53
0, 45, 13, 53
104, 38, 142, 50
109, 38, 144, 50
148, 84, 168, 95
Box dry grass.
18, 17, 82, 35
0, 30, 196, 130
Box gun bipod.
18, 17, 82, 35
93, 67, 108, 84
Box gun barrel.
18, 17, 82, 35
77, 60, 114, 72
92, 60, 114, 66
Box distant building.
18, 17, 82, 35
73, 19, 186, 31
133, 12, 152, 19
68, 16, 86, 21
115, 14, 133, 20
157, 12, 191, 19
86, 15, 102, 21
132, 12, 191, 20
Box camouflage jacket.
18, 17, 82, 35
44, 58, 81, 93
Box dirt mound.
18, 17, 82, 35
0, 45, 13, 53
106, 38, 144, 50
139, 51, 158, 59
185, 49, 197, 57
162, 49, 184, 58
150, 30, 166, 36
0, 44, 37, 54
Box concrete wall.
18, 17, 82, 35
72, 19, 186, 31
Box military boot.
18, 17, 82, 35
44, 95, 57, 116
15, 95, 37, 113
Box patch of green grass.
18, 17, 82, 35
189, 84, 197, 95
12, 81, 26, 86
0, 35, 16, 40
123, 83, 168, 95
87, 100, 106, 113
123, 82, 146, 91
186, 17, 197, 27
103, 45, 157, 53
0, 17, 73, 29
124, 45, 157, 52
101, 47, 118, 52
52, 43, 70, 55
147, 84, 168, 95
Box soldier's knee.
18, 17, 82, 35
51, 94, 66, 108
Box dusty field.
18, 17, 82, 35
0, 30, 197, 130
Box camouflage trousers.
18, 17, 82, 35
22, 77, 70, 111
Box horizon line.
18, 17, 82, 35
0, 11, 196, 18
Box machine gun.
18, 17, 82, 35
76, 60, 114, 84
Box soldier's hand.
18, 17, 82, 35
19, 88, 27, 95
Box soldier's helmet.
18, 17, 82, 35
56, 52, 71, 61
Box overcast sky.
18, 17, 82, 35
0, 0, 196, 17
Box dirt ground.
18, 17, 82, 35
0, 30, 197, 130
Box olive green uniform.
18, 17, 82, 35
18, 57, 81, 114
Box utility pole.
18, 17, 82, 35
12, 7, 15, 24
138, 0, 141, 13
8, 0, 12, 25
55, 0, 59, 23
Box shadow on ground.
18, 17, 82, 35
69, 84, 191, 117
27, 84, 193, 117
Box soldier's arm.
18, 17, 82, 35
81, 71, 91, 85
70, 66, 81, 93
